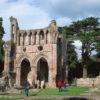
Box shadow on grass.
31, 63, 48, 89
30, 89, 43, 96
63, 97, 88, 100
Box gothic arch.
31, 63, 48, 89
29, 32, 32, 45
18, 33, 21, 46
39, 30, 44, 44
23, 32, 27, 45
16, 54, 32, 67
32, 54, 48, 68
37, 57, 49, 82
46, 30, 49, 44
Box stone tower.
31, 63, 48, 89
4, 17, 67, 88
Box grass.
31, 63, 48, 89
0, 86, 89, 100
0, 98, 18, 100
30, 86, 89, 96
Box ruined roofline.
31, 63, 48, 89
10, 16, 57, 31
18, 20, 57, 32
18, 27, 49, 33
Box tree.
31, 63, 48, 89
0, 17, 5, 74
67, 41, 78, 84
67, 17, 100, 77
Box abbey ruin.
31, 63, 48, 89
3, 17, 67, 88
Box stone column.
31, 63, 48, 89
31, 33, 32, 45
36, 32, 39, 45
32, 33, 35, 45
48, 68, 56, 88
4, 45, 10, 74
15, 67, 21, 87
20, 34, 23, 46
25, 34, 29, 45
27, 66, 36, 86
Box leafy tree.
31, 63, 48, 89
67, 41, 78, 69
0, 17, 5, 61
67, 17, 100, 77
67, 41, 78, 84
0, 17, 5, 74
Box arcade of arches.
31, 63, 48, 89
20, 57, 49, 87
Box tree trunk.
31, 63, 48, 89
83, 65, 87, 78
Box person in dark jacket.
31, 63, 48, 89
23, 80, 30, 96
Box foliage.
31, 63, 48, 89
58, 26, 74, 38
59, 17, 100, 78
67, 41, 78, 69
0, 17, 5, 36
71, 17, 100, 77
0, 17, 5, 61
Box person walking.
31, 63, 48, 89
23, 80, 30, 96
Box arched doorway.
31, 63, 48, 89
20, 58, 31, 85
0, 60, 4, 77
37, 57, 48, 83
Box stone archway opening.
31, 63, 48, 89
0, 60, 4, 77
20, 58, 31, 85
37, 57, 48, 83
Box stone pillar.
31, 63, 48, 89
20, 34, 23, 46
4, 45, 10, 74
15, 67, 21, 86
48, 33, 51, 44
44, 30, 47, 44
32, 34, 35, 45
31, 33, 32, 45
27, 66, 36, 86
25, 34, 29, 45
36, 32, 39, 45
48, 68, 56, 88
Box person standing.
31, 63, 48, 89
57, 80, 62, 92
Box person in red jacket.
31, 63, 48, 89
57, 81, 62, 92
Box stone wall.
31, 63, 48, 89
6, 16, 67, 88
76, 75, 100, 87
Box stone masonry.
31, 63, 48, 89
4, 16, 68, 88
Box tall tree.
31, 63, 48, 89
67, 41, 78, 84
0, 17, 5, 74
58, 26, 78, 82
68, 17, 100, 77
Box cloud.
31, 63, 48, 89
34, 0, 100, 18
56, 17, 72, 26
1, 0, 51, 40
0, 0, 100, 41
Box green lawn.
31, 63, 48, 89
0, 98, 18, 100
30, 86, 89, 96
0, 86, 89, 100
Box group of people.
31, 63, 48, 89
57, 80, 69, 92
22, 79, 69, 96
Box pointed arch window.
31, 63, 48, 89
18, 33, 21, 46
23, 32, 27, 46
46, 30, 48, 44
40, 30, 44, 40
29, 32, 32, 45
39, 30, 44, 44
34, 32, 37, 45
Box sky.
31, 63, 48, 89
0, 0, 100, 42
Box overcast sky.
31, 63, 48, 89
0, 0, 100, 41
